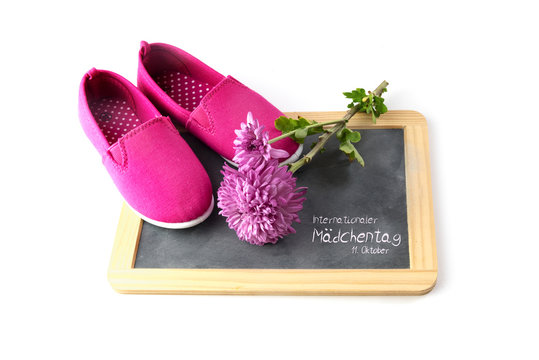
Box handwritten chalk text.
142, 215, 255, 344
312, 227, 402, 247
351, 245, 389, 255
313, 215, 378, 225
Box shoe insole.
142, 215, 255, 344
89, 98, 141, 145
154, 71, 211, 112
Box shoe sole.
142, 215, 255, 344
127, 195, 215, 229
222, 143, 304, 167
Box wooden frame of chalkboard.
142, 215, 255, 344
107, 111, 437, 295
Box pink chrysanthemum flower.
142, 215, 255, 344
218, 159, 306, 245
233, 112, 289, 171
218, 112, 306, 246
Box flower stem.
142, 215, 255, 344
268, 119, 347, 144
373, 80, 389, 97
287, 104, 362, 173
288, 122, 346, 173
276, 80, 389, 173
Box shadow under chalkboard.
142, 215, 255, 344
135, 128, 409, 269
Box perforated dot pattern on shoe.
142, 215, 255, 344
154, 71, 211, 112
89, 98, 141, 145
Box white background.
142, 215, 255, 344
1, 1, 538, 358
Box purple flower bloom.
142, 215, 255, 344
218, 159, 306, 245
233, 112, 289, 171
217, 112, 306, 246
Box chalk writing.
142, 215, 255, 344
311, 214, 403, 256
312, 215, 378, 225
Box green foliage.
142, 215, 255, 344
271, 82, 388, 172
343, 88, 367, 108
275, 116, 325, 144
336, 128, 364, 166
343, 87, 388, 123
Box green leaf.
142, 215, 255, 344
354, 150, 365, 166
297, 116, 311, 128
336, 127, 344, 141
336, 128, 361, 143
355, 88, 367, 99
297, 117, 324, 136
343, 88, 367, 106
308, 126, 324, 136
337, 128, 364, 166
275, 116, 324, 143
343, 84, 388, 125
339, 142, 355, 153
338, 141, 365, 166
294, 128, 308, 142
275, 116, 296, 133
373, 96, 388, 115
347, 130, 361, 143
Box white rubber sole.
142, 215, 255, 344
127, 195, 215, 229
222, 143, 304, 167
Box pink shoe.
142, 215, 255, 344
79, 68, 214, 229
137, 41, 303, 165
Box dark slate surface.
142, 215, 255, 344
135, 129, 409, 269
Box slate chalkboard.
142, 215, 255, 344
134, 128, 409, 269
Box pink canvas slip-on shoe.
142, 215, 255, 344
136, 41, 303, 166
79, 68, 214, 229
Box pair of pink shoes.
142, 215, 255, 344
79, 41, 302, 229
